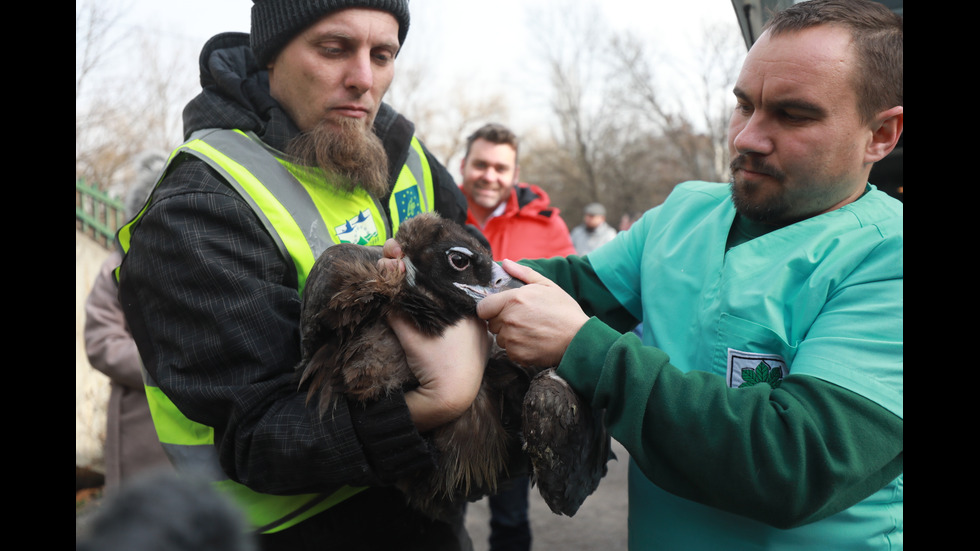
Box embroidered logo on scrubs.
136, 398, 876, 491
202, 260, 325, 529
727, 348, 788, 389
335, 209, 379, 246
394, 187, 422, 221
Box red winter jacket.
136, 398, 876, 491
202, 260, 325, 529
464, 183, 576, 262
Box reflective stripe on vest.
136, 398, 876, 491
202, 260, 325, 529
117, 127, 436, 534
142, 369, 364, 534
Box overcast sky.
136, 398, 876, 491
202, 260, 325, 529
119, 1, 739, 55
92, 0, 743, 140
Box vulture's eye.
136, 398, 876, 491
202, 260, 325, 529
446, 247, 473, 271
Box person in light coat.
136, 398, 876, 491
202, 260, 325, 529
84, 153, 171, 492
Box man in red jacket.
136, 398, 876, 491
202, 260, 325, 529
458, 123, 573, 550
460, 123, 576, 263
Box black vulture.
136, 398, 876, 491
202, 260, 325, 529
297, 212, 613, 519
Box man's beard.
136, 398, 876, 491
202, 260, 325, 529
285, 117, 390, 198
728, 153, 790, 225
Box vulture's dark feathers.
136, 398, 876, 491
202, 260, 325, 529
522, 368, 615, 516
297, 212, 614, 520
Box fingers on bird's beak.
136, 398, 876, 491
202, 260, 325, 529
492, 262, 526, 291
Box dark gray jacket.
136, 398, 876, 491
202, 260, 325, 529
119, 32, 472, 550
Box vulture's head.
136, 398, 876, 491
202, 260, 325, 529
394, 213, 521, 333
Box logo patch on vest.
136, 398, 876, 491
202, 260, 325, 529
727, 348, 788, 389
335, 209, 379, 245
395, 187, 423, 221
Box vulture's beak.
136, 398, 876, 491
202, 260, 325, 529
455, 263, 525, 303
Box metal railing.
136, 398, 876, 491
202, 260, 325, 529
76, 179, 126, 250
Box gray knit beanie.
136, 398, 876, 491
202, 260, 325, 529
251, 0, 410, 66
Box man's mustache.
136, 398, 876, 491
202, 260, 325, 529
730, 154, 785, 182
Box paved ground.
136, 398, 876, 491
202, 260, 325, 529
465, 439, 629, 551
77, 440, 631, 550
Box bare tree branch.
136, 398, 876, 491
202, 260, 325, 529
75, 0, 131, 100
76, 0, 194, 195
519, 1, 743, 228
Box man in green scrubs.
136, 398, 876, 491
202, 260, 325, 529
455, 1, 903, 548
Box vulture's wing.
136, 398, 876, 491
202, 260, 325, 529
522, 368, 615, 516
298, 243, 405, 412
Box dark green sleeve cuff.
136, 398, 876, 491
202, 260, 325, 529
557, 317, 665, 407
556, 317, 672, 449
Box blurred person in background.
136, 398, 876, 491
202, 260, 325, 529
457, 122, 574, 551
84, 151, 172, 493
570, 202, 617, 255
460, 123, 575, 263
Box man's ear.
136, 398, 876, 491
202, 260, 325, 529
865, 106, 903, 164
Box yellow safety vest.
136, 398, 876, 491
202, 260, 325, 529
116, 128, 435, 534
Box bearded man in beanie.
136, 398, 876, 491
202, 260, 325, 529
116, 2, 488, 549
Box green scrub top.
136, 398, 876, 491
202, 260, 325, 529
587, 181, 903, 550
